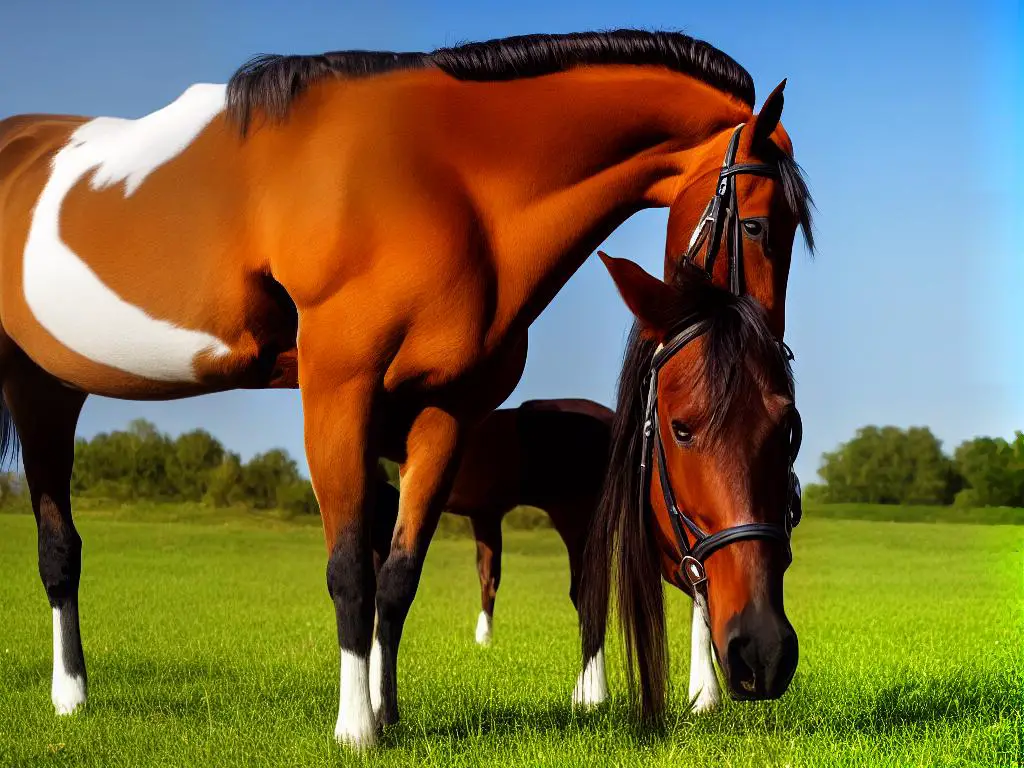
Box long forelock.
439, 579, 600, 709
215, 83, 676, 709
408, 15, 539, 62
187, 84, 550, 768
700, 295, 794, 443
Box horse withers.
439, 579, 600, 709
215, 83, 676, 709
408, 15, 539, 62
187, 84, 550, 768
372, 398, 614, 705
0, 29, 811, 748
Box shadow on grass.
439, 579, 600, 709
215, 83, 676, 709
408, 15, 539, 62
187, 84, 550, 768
376, 670, 1022, 751
375, 698, 669, 751
844, 672, 1021, 735
10, 655, 1019, 756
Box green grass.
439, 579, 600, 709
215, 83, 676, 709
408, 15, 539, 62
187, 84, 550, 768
0, 511, 1020, 767
803, 502, 1024, 526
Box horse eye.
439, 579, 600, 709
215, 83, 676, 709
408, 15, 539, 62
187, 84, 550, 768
742, 219, 764, 238
671, 421, 694, 446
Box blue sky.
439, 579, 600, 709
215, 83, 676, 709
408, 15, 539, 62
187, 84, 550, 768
1, 0, 1020, 483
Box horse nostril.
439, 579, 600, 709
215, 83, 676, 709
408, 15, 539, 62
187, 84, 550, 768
771, 626, 799, 695
726, 634, 759, 697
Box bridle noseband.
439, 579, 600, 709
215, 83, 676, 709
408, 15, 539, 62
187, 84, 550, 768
640, 123, 804, 594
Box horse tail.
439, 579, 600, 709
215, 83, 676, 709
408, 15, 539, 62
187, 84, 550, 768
0, 397, 18, 471
579, 321, 668, 724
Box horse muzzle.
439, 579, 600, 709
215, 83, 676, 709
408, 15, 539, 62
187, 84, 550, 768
720, 603, 798, 700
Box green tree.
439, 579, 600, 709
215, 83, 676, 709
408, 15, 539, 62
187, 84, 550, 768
239, 449, 301, 509
167, 429, 225, 501
72, 419, 177, 500
817, 425, 958, 505
204, 452, 246, 507
0, 472, 28, 510
129, 420, 176, 499
276, 480, 319, 517
953, 433, 1024, 507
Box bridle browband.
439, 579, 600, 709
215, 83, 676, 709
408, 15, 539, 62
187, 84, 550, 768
639, 123, 804, 594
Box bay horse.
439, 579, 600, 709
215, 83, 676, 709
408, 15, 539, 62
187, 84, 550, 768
372, 397, 614, 704
0, 29, 812, 748
581, 252, 805, 723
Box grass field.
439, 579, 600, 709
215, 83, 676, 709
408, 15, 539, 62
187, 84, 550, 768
0, 509, 1020, 767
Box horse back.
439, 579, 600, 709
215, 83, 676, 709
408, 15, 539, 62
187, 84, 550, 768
515, 403, 612, 510
444, 399, 612, 520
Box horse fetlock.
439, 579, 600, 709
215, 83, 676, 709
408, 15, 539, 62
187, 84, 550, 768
474, 610, 493, 646
689, 685, 721, 714
52, 671, 87, 715
335, 649, 378, 750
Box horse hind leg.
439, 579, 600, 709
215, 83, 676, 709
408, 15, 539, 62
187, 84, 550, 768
1, 346, 88, 715
550, 502, 608, 709
470, 513, 502, 646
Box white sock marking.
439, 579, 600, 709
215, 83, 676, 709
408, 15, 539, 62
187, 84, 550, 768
334, 649, 377, 749
368, 637, 383, 721
474, 611, 492, 646
51, 606, 86, 715
23, 83, 231, 383
688, 593, 721, 713
572, 647, 608, 708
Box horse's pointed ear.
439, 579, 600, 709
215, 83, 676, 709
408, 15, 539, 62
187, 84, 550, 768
751, 78, 786, 147
598, 251, 675, 341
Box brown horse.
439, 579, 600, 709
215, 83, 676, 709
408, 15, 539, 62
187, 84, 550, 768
372, 398, 614, 703
0, 29, 812, 748
581, 252, 805, 723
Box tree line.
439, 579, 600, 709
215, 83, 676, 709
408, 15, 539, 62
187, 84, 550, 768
0, 419, 1020, 514
806, 426, 1024, 507
67, 418, 320, 515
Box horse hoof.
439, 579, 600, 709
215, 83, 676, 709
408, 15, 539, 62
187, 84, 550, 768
689, 690, 721, 714
334, 720, 378, 750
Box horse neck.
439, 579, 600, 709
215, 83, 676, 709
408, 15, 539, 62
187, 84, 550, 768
253, 68, 750, 342
442, 68, 751, 341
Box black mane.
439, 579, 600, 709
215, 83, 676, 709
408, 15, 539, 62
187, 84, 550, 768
226, 29, 754, 135
579, 262, 794, 723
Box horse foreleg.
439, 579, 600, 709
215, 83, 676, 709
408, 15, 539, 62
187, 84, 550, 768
371, 406, 462, 727
2, 355, 88, 715
562, 517, 608, 709
300, 366, 381, 750
688, 592, 722, 712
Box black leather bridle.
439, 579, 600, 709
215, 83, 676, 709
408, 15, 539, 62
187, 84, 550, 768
639, 123, 804, 593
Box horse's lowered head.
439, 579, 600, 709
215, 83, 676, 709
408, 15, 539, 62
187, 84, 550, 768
584, 251, 803, 720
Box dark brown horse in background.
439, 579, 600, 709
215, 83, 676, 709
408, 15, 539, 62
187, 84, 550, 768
373, 397, 614, 705
0, 29, 812, 749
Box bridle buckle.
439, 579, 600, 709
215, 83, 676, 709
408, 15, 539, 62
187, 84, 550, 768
679, 555, 707, 590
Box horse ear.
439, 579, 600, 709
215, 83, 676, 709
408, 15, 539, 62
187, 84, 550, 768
751, 79, 786, 147
597, 251, 676, 341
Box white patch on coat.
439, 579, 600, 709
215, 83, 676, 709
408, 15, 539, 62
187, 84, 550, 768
688, 593, 721, 713
571, 647, 608, 708
22, 82, 231, 383
335, 649, 377, 749
51, 606, 86, 715
369, 637, 383, 720
474, 610, 492, 646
